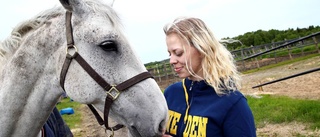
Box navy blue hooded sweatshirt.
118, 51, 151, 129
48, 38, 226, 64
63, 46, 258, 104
164, 78, 256, 137
42, 107, 73, 137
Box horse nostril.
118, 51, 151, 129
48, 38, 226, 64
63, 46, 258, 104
131, 125, 142, 136
158, 120, 166, 133
131, 125, 137, 131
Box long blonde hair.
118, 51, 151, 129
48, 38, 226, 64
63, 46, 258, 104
164, 17, 241, 94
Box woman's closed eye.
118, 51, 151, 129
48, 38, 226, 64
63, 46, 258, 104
175, 51, 183, 57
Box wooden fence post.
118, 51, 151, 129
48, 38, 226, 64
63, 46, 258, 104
240, 48, 246, 71
251, 45, 260, 68
163, 61, 168, 80
272, 41, 278, 64
298, 39, 305, 56
287, 45, 293, 60
312, 36, 320, 54
300, 46, 305, 56
156, 64, 161, 82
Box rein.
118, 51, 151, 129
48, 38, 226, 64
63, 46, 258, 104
59, 11, 153, 136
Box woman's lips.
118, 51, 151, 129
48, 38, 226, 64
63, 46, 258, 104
174, 67, 182, 72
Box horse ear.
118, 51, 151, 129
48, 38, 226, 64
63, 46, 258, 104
59, 0, 88, 16
59, 0, 73, 11
106, 0, 116, 7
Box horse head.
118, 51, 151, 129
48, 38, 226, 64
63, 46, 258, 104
0, 0, 168, 136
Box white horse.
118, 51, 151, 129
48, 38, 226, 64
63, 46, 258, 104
0, 0, 168, 136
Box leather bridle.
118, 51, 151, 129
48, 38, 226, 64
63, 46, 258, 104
59, 11, 153, 136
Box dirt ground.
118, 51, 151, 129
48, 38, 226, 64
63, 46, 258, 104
241, 56, 320, 100
72, 56, 320, 137
241, 56, 320, 136
71, 106, 128, 137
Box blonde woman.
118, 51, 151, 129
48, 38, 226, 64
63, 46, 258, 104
162, 17, 256, 137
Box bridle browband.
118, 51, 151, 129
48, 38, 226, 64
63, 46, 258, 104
59, 11, 153, 136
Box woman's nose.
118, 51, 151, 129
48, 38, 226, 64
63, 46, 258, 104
169, 56, 177, 65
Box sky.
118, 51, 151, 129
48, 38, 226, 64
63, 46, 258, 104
1, 0, 319, 64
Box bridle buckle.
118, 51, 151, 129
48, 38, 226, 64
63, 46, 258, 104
106, 85, 120, 100
66, 45, 78, 55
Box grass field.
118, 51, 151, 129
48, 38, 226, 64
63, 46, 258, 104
247, 95, 320, 130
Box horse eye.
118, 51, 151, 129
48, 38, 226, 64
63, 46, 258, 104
99, 40, 117, 52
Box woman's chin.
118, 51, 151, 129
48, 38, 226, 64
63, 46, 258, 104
177, 73, 188, 79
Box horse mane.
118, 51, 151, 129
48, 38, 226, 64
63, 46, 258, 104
0, 6, 64, 70
0, 0, 122, 71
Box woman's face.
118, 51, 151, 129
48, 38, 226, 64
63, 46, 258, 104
166, 33, 203, 80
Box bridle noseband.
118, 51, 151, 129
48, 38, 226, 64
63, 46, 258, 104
59, 11, 153, 136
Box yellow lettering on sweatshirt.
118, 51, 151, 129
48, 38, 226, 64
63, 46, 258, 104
183, 115, 208, 137
166, 110, 181, 135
